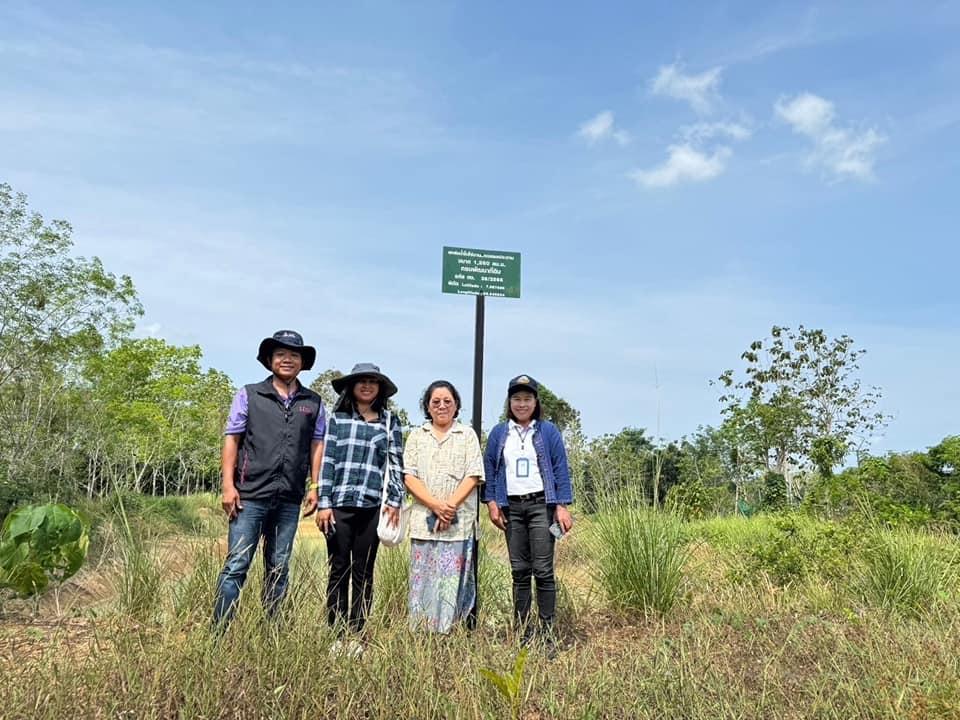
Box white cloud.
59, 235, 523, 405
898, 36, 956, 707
651, 64, 723, 114
577, 110, 630, 146
679, 121, 752, 143
630, 144, 732, 188
776, 93, 834, 134
775, 93, 886, 181
637, 66, 748, 189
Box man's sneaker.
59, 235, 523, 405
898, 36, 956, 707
328, 639, 344, 658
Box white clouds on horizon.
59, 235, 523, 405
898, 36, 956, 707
651, 63, 723, 114
577, 110, 631, 146
775, 93, 885, 181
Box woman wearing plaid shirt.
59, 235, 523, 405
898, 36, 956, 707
315, 363, 404, 654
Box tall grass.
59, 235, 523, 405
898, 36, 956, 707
106, 491, 165, 621
862, 528, 957, 617
372, 542, 410, 621
5, 495, 960, 719
587, 495, 689, 615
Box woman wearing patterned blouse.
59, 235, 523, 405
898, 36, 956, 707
402, 380, 484, 633
316, 363, 404, 655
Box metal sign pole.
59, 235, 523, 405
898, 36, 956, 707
440, 247, 520, 631
467, 293, 484, 629
471, 294, 485, 440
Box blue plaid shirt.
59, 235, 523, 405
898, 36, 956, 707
319, 410, 405, 509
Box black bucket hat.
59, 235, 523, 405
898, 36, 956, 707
256, 330, 317, 371
507, 374, 539, 396
332, 362, 398, 398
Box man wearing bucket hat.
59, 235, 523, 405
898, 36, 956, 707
212, 330, 327, 629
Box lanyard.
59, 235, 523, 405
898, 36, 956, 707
513, 424, 533, 449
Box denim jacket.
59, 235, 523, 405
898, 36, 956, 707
482, 420, 573, 508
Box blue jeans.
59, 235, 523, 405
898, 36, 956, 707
212, 496, 301, 627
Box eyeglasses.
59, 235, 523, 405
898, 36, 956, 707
429, 398, 455, 408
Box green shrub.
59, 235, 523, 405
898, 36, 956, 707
745, 514, 860, 586
0, 503, 90, 597
760, 472, 787, 511
665, 479, 709, 520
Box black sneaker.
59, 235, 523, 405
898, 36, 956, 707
540, 624, 559, 660
519, 624, 536, 647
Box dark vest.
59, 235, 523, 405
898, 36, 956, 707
235, 377, 322, 502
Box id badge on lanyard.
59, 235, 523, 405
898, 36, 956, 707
516, 457, 530, 478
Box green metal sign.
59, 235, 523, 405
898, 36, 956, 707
441, 246, 521, 298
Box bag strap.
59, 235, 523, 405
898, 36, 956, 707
381, 410, 392, 506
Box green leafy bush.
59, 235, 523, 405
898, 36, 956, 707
746, 514, 860, 586
665, 479, 709, 520
760, 472, 787, 511
0, 503, 89, 596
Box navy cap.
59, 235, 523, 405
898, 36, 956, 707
507, 374, 539, 396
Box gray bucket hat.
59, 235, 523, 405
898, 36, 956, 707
331, 362, 398, 398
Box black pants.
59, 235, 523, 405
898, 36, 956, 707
505, 498, 556, 629
325, 505, 380, 633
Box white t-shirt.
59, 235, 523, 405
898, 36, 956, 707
504, 420, 544, 496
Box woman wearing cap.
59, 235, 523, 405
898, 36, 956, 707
315, 363, 404, 652
482, 375, 573, 653
402, 380, 484, 633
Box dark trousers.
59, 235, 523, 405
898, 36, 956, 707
325, 505, 380, 633
505, 498, 556, 629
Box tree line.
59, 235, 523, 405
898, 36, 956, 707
2, 182, 956, 526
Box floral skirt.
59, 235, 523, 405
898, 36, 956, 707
408, 538, 476, 633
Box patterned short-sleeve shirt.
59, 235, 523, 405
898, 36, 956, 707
403, 421, 484, 541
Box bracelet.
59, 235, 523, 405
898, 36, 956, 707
307, 482, 319, 491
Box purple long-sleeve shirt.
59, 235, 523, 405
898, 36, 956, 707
224, 385, 326, 439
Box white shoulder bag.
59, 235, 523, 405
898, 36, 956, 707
376, 411, 408, 547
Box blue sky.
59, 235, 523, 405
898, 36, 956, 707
2, 1, 958, 452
